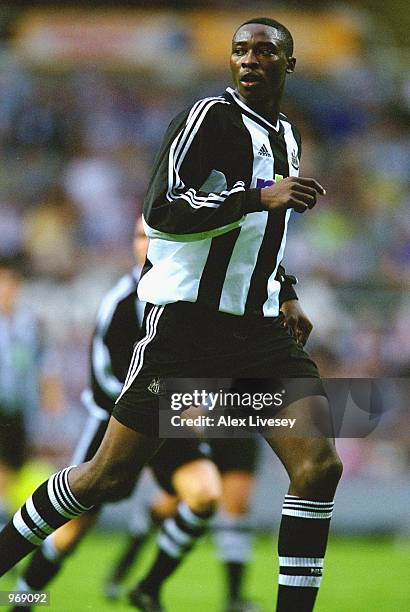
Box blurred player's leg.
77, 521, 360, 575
264, 395, 342, 612
129, 456, 221, 611
212, 438, 260, 612
104, 474, 170, 600
215, 473, 258, 612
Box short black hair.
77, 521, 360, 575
235, 17, 294, 57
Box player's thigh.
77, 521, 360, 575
220, 471, 255, 516
172, 458, 221, 509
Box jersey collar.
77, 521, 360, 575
226, 87, 280, 132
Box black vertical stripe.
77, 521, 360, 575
244, 211, 286, 315
196, 228, 241, 310
245, 130, 289, 315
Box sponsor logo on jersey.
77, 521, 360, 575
310, 568, 323, 576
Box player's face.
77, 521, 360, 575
230, 24, 295, 105
133, 218, 148, 267
0, 268, 21, 312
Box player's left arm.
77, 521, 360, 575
277, 264, 313, 346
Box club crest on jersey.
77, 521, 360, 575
291, 149, 299, 170
147, 377, 165, 395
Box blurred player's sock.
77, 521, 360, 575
213, 511, 254, 605
105, 527, 152, 600
276, 495, 334, 611
130, 502, 213, 601
17, 535, 62, 591
0, 467, 92, 576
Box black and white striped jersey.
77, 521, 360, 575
89, 268, 144, 413
139, 86, 301, 317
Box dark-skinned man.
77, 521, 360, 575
0, 17, 342, 612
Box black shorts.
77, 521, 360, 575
71, 410, 211, 496
0, 410, 27, 470
210, 438, 258, 474
113, 302, 324, 437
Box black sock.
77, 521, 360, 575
226, 562, 245, 602
0, 467, 92, 576
109, 532, 149, 584
138, 503, 212, 598
17, 536, 64, 592
276, 495, 334, 612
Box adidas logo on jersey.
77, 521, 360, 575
258, 144, 272, 157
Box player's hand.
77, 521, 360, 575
280, 299, 313, 346
260, 177, 326, 213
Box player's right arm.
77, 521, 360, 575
143, 99, 261, 241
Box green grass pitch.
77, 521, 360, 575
1, 533, 409, 611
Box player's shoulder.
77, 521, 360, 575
172, 94, 232, 129
95, 272, 137, 325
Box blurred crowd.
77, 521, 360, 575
0, 4, 409, 505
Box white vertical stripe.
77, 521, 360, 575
116, 305, 164, 401
262, 121, 299, 316
279, 574, 322, 588
219, 114, 272, 316
119, 305, 159, 393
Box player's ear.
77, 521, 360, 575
286, 57, 296, 74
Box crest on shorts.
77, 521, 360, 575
148, 377, 165, 395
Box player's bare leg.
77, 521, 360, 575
130, 458, 221, 610
263, 395, 342, 612
0, 416, 163, 575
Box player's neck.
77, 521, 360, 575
236, 92, 282, 126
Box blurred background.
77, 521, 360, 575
0, 1, 409, 610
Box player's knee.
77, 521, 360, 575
292, 452, 343, 498
183, 481, 221, 515
86, 459, 136, 503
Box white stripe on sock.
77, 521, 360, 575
178, 503, 207, 528
13, 509, 43, 546
282, 508, 333, 519
26, 497, 53, 536
158, 533, 183, 559
279, 557, 324, 567
279, 574, 322, 588
163, 518, 193, 546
